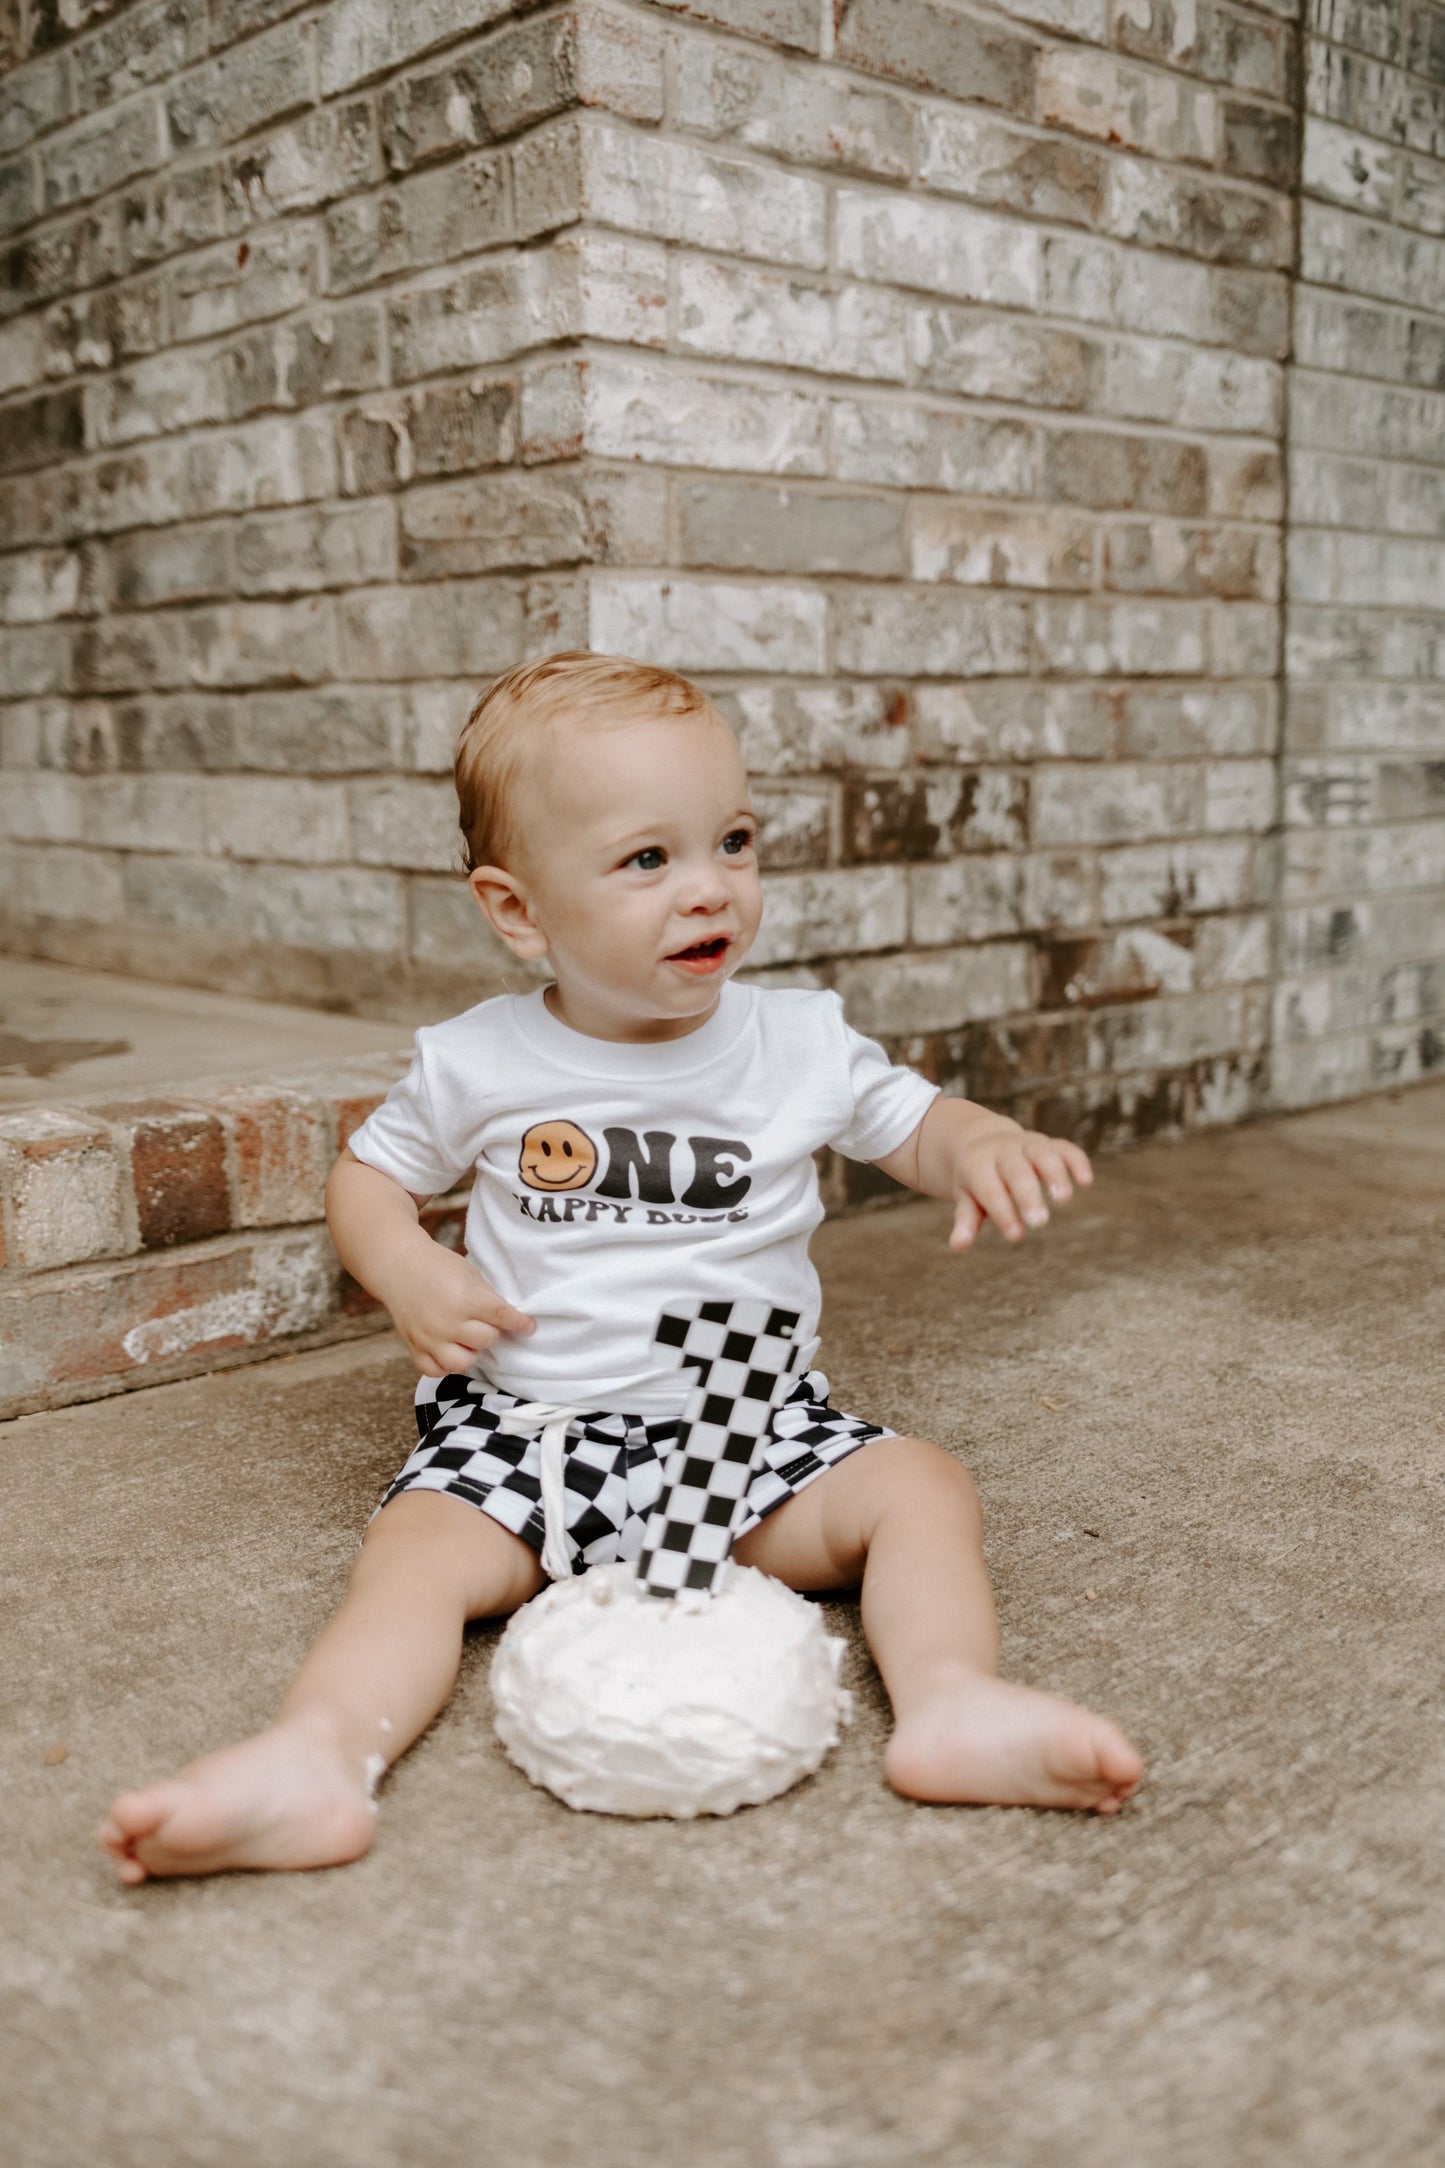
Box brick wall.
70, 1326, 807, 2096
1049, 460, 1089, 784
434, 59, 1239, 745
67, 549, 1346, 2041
0, 0, 1440, 1152
1280, 0, 1445, 1106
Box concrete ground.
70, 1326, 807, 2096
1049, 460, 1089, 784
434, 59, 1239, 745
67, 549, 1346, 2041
0, 955, 418, 1108
3, 1085, 1443, 2168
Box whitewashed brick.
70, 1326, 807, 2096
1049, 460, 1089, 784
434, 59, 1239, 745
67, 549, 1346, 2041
0, 772, 86, 843
1321, 685, 1445, 754
589, 574, 827, 674
1043, 233, 1209, 341
349, 778, 459, 873
389, 234, 666, 382
832, 943, 1033, 1035
1020, 849, 1098, 929
911, 502, 1095, 590
336, 581, 523, 680
1291, 371, 1445, 467
831, 590, 1031, 677
1207, 603, 1281, 678
835, 189, 1041, 308
751, 867, 906, 967
182, 598, 335, 689
170, 222, 321, 343
832, 400, 1037, 496
0, 49, 71, 161
918, 681, 1091, 762
672, 35, 913, 180
408, 873, 537, 974
1270, 1035, 1370, 1108
246, 862, 405, 953
1033, 763, 1201, 845
580, 117, 828, 270
0, 549, 84, 624
22, 843, 127, 922
909, 857, 1023, 944
581, 357, 828, 476
1301, 200, 1445, 315
319, 0, 514, 95
674, 257, 907, 381
1103, 335, 1281, 434
1203, 760, 1275, 833
986, 0, 1108, 34
1035, 599, 1208, 677
235, 503, 396, 595
1115, 685, 1277, 758
1099, 839, 1264, 923
1089, 989, 1254, 1073
1303, 118, 1399, 218
39, 96, 166, 214
1038, 46, 1218, 163
80, 773, 204, 852
206, 777, 350, 864
724, 684, 914, 776
1195, 914, 1270, 986
908, 303, 1102, 409
0, 316, 47, 398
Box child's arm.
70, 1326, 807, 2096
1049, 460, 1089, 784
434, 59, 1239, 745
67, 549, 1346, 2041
325, 1148, 535, 1376
872, 1099, 1092, 1254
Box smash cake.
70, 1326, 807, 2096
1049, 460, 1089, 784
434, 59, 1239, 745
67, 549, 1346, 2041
490, 1560, 851, 1819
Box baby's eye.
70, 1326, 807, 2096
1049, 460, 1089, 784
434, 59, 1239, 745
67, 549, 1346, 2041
626, 845, 666, 872
720, 827, 755, 857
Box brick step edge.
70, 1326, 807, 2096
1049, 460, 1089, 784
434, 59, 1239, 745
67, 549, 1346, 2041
0, 1054, 471, 1421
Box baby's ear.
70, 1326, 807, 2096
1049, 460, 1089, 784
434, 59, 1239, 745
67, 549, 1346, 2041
468, 865, 549, 958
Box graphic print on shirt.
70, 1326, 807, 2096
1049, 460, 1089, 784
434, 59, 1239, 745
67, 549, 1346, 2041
515, 1121, 753, 1228
518, 1119, 598, 1191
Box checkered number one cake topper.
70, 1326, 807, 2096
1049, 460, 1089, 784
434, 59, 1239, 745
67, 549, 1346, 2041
636, 1299, 805, 1599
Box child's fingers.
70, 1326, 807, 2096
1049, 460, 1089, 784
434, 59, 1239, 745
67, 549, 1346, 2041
420, 1318, 500, 1370
949, 1194, 982, 1251
1029, 1142, 1076, 1204
487, 1300, 536, 1335
969, 1163, 1024, 1242
999, 1149, 1051, 1230
1057, 1139, 1093, 1185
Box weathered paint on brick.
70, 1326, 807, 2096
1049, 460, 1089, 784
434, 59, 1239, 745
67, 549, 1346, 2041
0, 0, 1439, 1206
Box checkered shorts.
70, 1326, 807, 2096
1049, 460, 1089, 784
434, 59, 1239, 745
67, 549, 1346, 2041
377, 1369, 892, 1574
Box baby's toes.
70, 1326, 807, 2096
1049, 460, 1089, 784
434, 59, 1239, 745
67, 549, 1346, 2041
1090, 1723, 1144, 1808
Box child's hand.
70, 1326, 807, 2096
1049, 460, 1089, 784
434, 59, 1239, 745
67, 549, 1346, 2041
948, 1120, 1092, 1252
378, 1236, 535, 1377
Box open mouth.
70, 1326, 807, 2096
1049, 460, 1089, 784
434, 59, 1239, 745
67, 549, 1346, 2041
667, 934, 731, 972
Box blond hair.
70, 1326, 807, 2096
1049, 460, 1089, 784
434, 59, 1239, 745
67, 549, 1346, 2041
454, 651, 718, 873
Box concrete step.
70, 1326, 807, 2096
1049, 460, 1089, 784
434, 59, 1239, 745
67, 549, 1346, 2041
7, 1089, 1445, 2163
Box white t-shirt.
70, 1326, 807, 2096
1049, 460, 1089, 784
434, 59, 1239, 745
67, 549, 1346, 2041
348, 981, 938, 1417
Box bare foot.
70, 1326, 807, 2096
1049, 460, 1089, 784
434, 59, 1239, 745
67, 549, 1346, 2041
885, 1670, 1143, 1814
97, 1720, 381, 1883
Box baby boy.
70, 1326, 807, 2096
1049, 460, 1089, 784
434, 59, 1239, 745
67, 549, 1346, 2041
101, 653, 1142, 1881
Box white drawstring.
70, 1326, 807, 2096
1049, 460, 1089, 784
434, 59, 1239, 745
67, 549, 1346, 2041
503, 1401, 588, 1581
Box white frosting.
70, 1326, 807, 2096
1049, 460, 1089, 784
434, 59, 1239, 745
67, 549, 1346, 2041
490, 1562, 851, 1818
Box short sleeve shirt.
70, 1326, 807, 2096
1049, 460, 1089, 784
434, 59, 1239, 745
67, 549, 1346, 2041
348, 981, 938, 1416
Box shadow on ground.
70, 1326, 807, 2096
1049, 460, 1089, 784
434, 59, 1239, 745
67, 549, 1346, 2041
3, 1086, 1443, 2168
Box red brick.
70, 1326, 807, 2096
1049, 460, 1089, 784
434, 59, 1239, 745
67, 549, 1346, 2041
94, 1099, 231, 1249
0, 1109, 131, 1270
0, 1225, 368, 1419
199, 1084, 332, 1227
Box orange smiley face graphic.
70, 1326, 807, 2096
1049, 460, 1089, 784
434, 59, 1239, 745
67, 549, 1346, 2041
518, 1118, 598, 1192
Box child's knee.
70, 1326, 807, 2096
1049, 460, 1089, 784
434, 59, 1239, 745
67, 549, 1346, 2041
868, 1434, 984, 1537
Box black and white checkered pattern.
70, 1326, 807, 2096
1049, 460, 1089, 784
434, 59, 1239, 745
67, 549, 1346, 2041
636, 1300, 805, 1598
377, 1364, 891, 1571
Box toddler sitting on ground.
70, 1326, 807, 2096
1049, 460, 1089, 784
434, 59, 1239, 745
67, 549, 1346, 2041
101, 651, 1142, 1881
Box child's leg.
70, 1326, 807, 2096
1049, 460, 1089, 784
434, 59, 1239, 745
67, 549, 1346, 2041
99, 1493, 544, 1882
732, 1435, 1142, 1812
